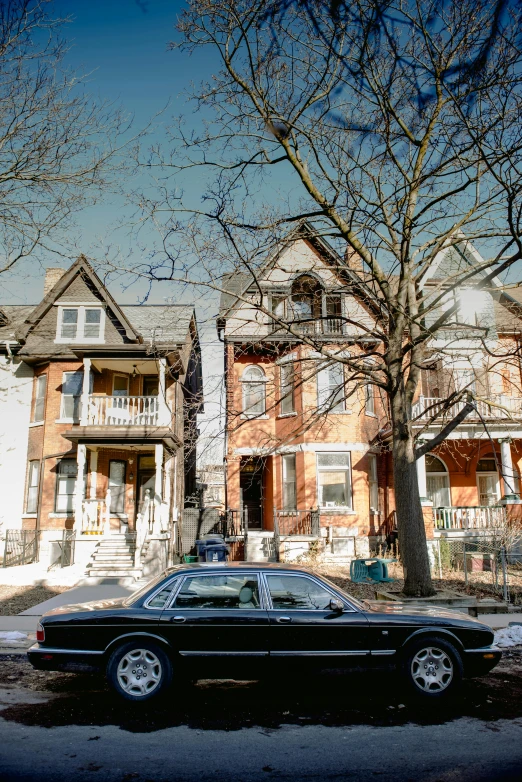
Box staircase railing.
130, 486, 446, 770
135, 489, 152, 568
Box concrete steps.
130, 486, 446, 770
87, 535, 142, 580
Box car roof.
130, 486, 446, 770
164, 562, 314, 576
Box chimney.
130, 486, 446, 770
344, 246, 364, 275
43, 268, 66, 296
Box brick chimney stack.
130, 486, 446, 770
43, 268, 66, 296
344, 246, 364, 274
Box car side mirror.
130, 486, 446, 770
329, 598, 344, 612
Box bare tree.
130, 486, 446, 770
0, 0, 131, 275
121, 0, 522, 596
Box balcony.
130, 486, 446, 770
86, 395, 168, 426
434, 506, 506, 531
292, 317, 344, 336
412, 395, 522, 423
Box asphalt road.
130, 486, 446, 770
0, 654, 521, 782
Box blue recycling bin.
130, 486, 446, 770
195, 534, 229, 562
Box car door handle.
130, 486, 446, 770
170, 616, 186, 623
277, 616, 292, 624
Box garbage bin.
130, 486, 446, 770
195, 535, 229, 562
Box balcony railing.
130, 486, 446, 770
292, 317, 344, 336
86, 395, 169, 426
434, 505, 506, 530
412, 395, 522, 423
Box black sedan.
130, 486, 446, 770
27, 563, 501, 701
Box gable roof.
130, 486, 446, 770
0, 305, 35, 342
120, 305, 196, 345
15, 256, 141, 344
218, 221, 383, 322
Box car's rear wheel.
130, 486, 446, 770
402, 635, 463, 698
107, 641, 172, 702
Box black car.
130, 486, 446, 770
27, 563, 501, 701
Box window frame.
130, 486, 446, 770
167, 572, 263, 611
240, 365, 268, 417
316, 361, 345, 414
25, 460, 40, 514
316, 451, 353, 510
282, 453, 297, 510
264, 572, 355, 612
55, 305, 105, 344
32, 374, 47, 423
426, 454, 451, 507
279, 362, 295, 415
368, 453, 379, 513
365, 383, 376, 415
60, 370, 84, 422
54, 458, 78, 514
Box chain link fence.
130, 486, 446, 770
434, 537, 522, 606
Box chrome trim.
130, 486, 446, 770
261, 571, 357, 612
179, 651, 268, 657
463, 646, 502, 654
371, 650, 396, 656
28, 644, 103, 656
270, 650, 370, 656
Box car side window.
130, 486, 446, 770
266, 575, 335, 610
173, 574, 261, 610
147, 578, 180, 609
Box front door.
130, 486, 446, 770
136, 469, 155, 524
240, 462, 263, 529
158, 571, 269, 673
264, 572, 370, 664
478, 474, 499, 505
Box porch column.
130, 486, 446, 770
158, 358, 170, 426
80, 357, 91, 426
74, 443, 86, 533
89, 449, 98, 499
498, 438, 520, 503
154, 443, 163, 533
416, 442, 431, 505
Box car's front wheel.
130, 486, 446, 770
107, 641, 172, 702
402, 635, 463, 698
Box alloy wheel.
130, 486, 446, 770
116, 648, 162, 697
410, 646, 454, 692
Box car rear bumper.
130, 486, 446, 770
462, 645, 502, 676
27, 643, 104, 672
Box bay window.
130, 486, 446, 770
32, 374, 47, 422
25, 461, 40, 513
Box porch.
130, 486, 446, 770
412, 395, 522, 421
433, 505, 507, 531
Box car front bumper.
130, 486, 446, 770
462, 645, 502, 677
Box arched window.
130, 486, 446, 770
241, 365, 267, 416
426, 454, 451, 507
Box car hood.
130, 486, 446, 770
365, 600, 485, 625
42, 597, 127, 618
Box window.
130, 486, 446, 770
279, 362, 294, 414
55, 459, 77, 513
60, 371, 83, 421
325, 294, 343, 334
241, 365, 266, 416
266, 574, 335, 610
109, 460, 126, 514
56, 306, 104, 343
26, 461, 40, 513
173, 574, 261, 609
32, 375, 47, 422
476, 455, 500, 506
147, 578, 180, 609
365, 384, 375, 415
426, 454, 451, 507
317, 452, 352, 508
369, 454, 379, 513
270, 294, 287, 319
317, 362, 345, 413
112, 375, 129, 396
282, 454, 297, 510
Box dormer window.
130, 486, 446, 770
55, 305, 105, 343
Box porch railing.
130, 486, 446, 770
412, 395, 522, 422
293, 318, 344, 336
275, 509, 321, 536
87, 395, 168, 426
81, 491, 111, 534
434, 505, 506, 530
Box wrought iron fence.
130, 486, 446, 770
48, 529, 76, 571
3, 530, 41, 568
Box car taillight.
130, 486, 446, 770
36, 622, 45, 643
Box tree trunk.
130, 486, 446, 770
391, 393, 435, 597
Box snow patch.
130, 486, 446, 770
494, 624, 522, 648
0, 631, 28, 641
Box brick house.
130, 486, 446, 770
218, 223, 522, 562
0, 257, 202, 576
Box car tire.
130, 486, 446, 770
106, 641, 173, 702
401, 635, 463, 699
